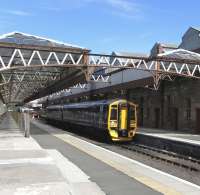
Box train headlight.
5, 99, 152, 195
110, 130, 118, 138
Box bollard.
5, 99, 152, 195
24, 112, 30, 138
18, 112, 22, 130
20, 112, 24, 131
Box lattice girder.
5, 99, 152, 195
0, 48, 200, 77
1, 46, 200, 104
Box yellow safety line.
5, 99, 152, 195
56, 134, 180, 195
39, 125, 181, 195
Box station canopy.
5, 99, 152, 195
1, 32, 200, 105
0, 32, 90, 104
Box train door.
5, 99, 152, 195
119, 103, 128, 130
129, 105, 136, 130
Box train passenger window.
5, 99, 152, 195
110, 109, 117, 120
103, 106, 108, 121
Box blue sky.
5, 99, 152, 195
0, 0, 199, 53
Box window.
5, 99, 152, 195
103, 105, 108, 121
167, 95, 171, 118
146, 107, 150, 119
140, 97, 144, 108
110, 109, 117, 120
129, 106, 135, 120
186, 98, 191, 121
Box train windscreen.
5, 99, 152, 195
110, 108, 117, 120
129, 106, 135, 121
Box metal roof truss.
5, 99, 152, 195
1, 46, 200, 104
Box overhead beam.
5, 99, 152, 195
24, 70, 85, 102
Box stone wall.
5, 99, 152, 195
127, 78, 200, 133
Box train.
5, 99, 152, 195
40, 99, 137, 142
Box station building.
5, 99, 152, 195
54, 27, 200, 133
124, 27, 200, 133
42, 27, 200, 133
100, 27, 199, 133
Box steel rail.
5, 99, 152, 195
119, 143, 200, 172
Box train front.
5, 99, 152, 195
108, 100, 137, 141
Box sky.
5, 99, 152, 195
0, 0, 199, 54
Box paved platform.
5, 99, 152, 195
31, 119, 200, 195
138, 127, 200, 145
135, 128, 200, 159
1, 112, 200, 194
0, 113, 104, 195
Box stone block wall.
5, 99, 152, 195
127, 78, 200, 133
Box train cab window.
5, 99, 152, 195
110, 108, 117, 120
129, 106, 135, 120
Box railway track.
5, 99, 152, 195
118, 142, 200, 172
38, 120, 200, 173
82, 132, 200, 172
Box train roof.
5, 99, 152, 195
63, 99, 115, 109
46, 105, 62, 109
47, 99, 127, 109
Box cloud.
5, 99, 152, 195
106, 0, 137, 12
2, 10, 31, 16
41, 0, 86, 12
42, 0, 142, 20
92, 0, 142, 19
100, 36, 119, 44
139, 32, 153, 39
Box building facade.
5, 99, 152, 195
127, 78, 200, 133
43, 27, 200, 133
128, 27, 200, 133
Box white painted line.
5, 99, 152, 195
0, 157, 53, 165
47, 149, 90, 183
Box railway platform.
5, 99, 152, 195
139, 127, 200, 144
0, 112, 104, 195
1, 112, 200, 194
136, 128, 200, 159
31, 119, 200, 195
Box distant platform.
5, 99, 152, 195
136, 127, 200, 159
138, 127, 200, 145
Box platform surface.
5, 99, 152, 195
138, 127, 200, 145
1, 112, 200, 195
0, 112, 104, 195
32, 119, 200, 195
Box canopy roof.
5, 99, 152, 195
158, 49, 200, 62
0, 32, 90, 104
1, 32, 200, 105
0, 31, 85, 49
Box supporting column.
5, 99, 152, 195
0, 98, 6, 115
24, 111, 30, 138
